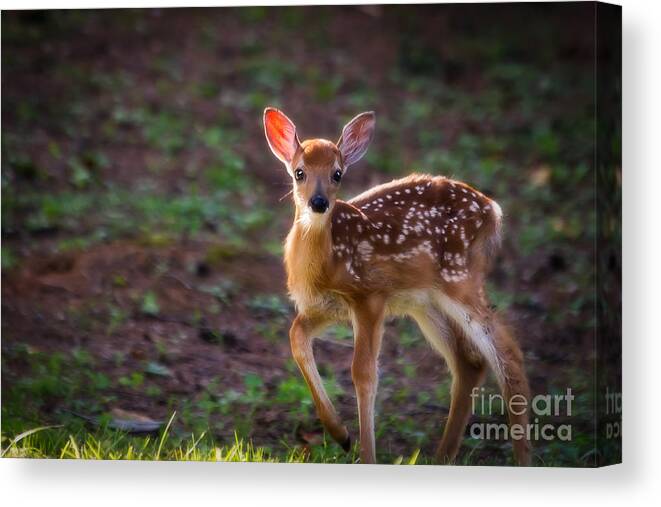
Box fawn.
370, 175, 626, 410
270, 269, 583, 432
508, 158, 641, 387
263, 107, 531, 465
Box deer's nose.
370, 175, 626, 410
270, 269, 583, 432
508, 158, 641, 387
309, 195, 329, 213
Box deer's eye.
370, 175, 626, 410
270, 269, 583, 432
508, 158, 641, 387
332, 170, 342, 183
294, 168, 305, 181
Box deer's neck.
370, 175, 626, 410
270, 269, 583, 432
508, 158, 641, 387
285, 208, 334, 308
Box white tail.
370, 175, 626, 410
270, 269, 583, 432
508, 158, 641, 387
264, 107, 531, 465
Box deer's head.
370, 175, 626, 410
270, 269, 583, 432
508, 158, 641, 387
263, 107, 375, 228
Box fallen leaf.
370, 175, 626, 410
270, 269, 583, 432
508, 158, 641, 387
69, 409, 164, 434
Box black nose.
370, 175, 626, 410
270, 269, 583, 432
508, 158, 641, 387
309, 195, 329, 213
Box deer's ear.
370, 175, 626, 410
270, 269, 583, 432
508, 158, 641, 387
264, 107, 300, 167
337, 111, 375, 168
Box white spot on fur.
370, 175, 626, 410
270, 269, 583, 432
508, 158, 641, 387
357, 240, 373, 260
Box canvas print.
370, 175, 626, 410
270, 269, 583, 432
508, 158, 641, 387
1, 3, 621, 466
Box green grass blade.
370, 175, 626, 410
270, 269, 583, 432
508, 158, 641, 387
155, 411, 176, 461
1, 425, 62, 458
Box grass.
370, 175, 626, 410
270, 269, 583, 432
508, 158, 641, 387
1, 423, 306, 462
1, 415, 430, 464
2, 421, 592, 465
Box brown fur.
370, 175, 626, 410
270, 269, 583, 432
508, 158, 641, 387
265, 108, 530, 465
299, 139, 341, 167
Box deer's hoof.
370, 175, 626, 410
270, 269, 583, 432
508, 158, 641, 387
340, 434, 352, 453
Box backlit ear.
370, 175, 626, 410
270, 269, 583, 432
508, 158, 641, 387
337, 111, 375, 168
263, 107, 300, 168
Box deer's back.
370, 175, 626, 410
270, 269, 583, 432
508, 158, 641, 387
331, 174, 501, 297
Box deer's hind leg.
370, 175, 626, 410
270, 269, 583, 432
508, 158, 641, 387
412, 307, 487, 464
432, 292, 532, 465
489, 317, 532, 465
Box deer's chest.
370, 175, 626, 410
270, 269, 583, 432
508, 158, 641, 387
285, 229, 350, 320
288, 282, 350, 321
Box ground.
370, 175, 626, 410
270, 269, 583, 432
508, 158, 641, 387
2, 5, 606, 465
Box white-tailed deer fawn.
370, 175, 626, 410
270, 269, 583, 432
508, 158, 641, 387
263, 107, 531, 465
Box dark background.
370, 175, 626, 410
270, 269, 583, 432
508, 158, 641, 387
2, 4, 607, 465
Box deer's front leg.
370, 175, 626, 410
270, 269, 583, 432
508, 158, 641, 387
350, 296, 386, 464
289, 314, 350, 451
